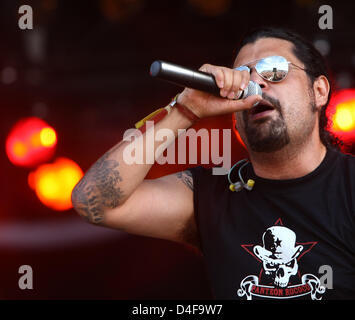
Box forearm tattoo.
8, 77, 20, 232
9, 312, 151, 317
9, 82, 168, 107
72, 148, 124, 224
175, 170, 193, 191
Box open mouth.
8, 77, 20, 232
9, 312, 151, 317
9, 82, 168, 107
249, 100, 276, 119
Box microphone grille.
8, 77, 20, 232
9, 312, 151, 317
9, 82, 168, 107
244, 81, 262, 98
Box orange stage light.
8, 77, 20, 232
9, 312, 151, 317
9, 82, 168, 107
327, 89, 355, 143
5, 117, 57, 167
28, 157, 83, 211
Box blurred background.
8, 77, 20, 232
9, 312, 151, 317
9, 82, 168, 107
0, 0, 355, 299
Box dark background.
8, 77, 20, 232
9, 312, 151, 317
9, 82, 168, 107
0, 0, 354, 299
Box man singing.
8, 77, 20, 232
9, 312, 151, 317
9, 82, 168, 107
72, 27, 355, 300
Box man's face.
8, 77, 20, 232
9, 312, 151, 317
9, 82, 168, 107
233, 38, 318, 153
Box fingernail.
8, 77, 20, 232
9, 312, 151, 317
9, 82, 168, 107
253, 101, 260, 107
220, 90, 227, 97
253, 96, 262, 107
234, 90, 242, 100
240, 83, 246, 90
226, 91, 234, 99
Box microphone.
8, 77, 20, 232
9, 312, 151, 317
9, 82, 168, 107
150, 60, 262, 99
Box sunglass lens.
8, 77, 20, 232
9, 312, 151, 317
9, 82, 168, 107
256, 56, 289, 82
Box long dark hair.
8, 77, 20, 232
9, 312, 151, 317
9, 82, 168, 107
233, 27, 342, 150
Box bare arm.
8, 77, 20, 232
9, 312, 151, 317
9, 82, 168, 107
71, 106, 199, 244
71, 142, 125, 225
102, 170, 198, 245
72, 63, 261, 246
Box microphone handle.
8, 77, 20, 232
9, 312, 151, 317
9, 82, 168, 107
150, 60, 221, 96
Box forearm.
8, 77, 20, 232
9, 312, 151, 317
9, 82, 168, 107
71, 106, 193, 224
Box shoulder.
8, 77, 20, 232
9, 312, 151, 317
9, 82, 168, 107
188, 166, 230, 193
330, 149, 355, 188
188, 166, 227, 181
333, 149, 355, 167
174, 170, 194, 191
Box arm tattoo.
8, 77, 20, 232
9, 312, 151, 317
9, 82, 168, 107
175, 170, 193, 191
72, 149, 124, 225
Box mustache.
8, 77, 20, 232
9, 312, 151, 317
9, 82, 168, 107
261, 93, 282, 114
241, 93, 283, 124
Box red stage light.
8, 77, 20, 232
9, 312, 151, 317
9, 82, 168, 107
327, 89, 355, 143
28, 157, 84, 211
5, 117, 57, 167
232, 114, 246, 149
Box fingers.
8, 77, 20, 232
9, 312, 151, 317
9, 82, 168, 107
199, 64, 250, 99
199, 64, 225, 89
242, 94, 263, 109
240, 70, 250, 91
220, 94, 263, 115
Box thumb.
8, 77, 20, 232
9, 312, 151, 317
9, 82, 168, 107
233, 94, 263, 112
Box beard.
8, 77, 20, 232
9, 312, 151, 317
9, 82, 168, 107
240, 92, 318, 153
242, 94, 290, 153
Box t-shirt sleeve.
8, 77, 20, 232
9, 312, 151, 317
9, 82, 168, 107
188, 166, 224, 254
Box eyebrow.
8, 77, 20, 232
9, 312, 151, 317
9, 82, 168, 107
236, 56, 273, 68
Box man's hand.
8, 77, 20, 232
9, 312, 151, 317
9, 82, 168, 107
177, 63, 262, 118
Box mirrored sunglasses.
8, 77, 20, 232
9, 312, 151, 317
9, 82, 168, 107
235, 55, 306, 82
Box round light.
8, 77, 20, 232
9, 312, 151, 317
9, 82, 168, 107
28, 157, 83, 211
5, 117, 57, 167
327, 89, 355, 143
40, 127, 57, 147
333, 104, 355, 131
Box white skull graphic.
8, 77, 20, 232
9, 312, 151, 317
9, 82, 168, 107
253, 226, 303, 288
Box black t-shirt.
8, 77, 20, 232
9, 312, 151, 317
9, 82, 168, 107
190, 149, 355, 300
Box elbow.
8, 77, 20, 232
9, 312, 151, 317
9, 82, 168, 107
71, 182, 83, 216
71, 181, 89, 220
71, 180, 105, 225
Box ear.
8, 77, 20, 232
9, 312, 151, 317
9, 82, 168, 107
313, 75, 330, 111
